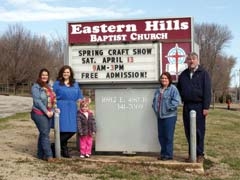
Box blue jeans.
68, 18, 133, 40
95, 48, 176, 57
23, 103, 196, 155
157, 116, 177, 159
31, 111, 53, 159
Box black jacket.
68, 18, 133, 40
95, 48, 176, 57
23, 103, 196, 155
177, 66, 211, 109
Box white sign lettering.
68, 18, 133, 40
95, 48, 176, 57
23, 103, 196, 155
69, 43, 159, 83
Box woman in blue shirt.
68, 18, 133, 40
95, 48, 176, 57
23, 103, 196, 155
53, 65, 83, 158
152, 72, 180, 161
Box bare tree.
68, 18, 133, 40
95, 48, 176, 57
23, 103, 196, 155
211, 55, 236, 102
0, 24, 33, 86
48, 35, 66, 80
194, 23, 235, 104
0, 24, 64, 94
0, 38, 7, 80
195, 23, 233, 76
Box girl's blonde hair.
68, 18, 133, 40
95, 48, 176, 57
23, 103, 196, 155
80, 97, 91, 108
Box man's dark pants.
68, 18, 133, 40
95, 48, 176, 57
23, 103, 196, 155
183, 102, 206, 156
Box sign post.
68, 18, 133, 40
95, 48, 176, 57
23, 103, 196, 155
54, 112, 61, 158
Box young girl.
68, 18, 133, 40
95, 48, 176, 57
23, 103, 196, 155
77, 98, 96, 158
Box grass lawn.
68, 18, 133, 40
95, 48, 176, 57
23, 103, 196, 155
1, 103, 240, 179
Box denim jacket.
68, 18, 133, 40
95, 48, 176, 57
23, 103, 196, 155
152, 84, 180, 119
31, 83, 51, 115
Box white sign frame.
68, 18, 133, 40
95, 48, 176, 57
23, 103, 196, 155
69, 43, 159, 83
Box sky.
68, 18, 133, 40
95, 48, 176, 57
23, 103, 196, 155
0, 0, 239, 86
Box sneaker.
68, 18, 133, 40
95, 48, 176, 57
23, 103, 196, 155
85, 154, 90, 158
80, 155, 85, 158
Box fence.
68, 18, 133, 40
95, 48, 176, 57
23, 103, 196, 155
0, 83, 94, 98
0, 83, 32, 96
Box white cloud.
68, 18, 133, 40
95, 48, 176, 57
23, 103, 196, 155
0, 0, 144, 22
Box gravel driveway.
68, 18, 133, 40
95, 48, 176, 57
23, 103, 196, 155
0, 95, 32, 118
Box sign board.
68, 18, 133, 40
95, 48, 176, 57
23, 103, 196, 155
68, 17, 192, 44
161, 42, 191, 81
69, 43, 160, 83
67, 17, 193, 83
66, 17, 194, 153
95, 89, 159, 152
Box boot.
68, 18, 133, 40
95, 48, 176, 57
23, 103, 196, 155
61, 146, 71, 158
51, 143, 55, 158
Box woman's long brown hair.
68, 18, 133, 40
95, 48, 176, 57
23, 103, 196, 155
36, 68, 49, 87
56, 65, 75, 86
